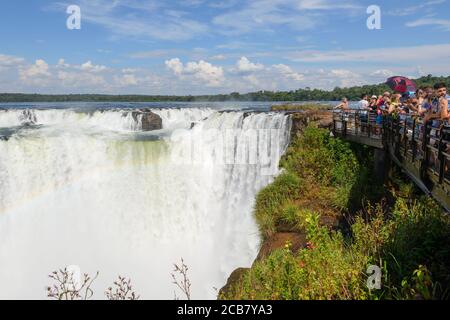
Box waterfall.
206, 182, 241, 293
0, 107, 291, 299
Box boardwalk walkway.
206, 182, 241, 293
332, 110, 450, 212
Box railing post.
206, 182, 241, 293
438, 126, 445, 184
395, 117, 401, 158
412, 118, 416, 162
343, 113, 347, 137
403, 117, 408, 157
421, 120, 430, 180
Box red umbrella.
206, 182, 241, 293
386, 76, 417, 93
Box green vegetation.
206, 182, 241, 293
1, 75, 449, 103
220, 125, 450, 300
254, 126, 377, 240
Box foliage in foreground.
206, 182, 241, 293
254, 125, 377, 239
47, 257, 193, 300
47, 269, 139, 300
223, 125, 450, 300
221, 198, 450, 300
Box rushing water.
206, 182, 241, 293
0, 102, 291, 299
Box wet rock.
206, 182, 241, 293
20, 110, 37, 125
131, 110, 162, 131
141, 112, 162, 131
218, 268, 249, 299
290, 110, 333, 137
254, 232, 306, 264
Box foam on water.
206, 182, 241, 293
0, 107, 291, 299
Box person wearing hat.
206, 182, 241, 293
369, 95, 378, 112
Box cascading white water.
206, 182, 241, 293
0, 107, 291, 299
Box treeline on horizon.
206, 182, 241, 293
1, 75, 449, 103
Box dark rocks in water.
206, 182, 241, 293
141, 111, 162, 131
131, 110, 162, 131
20, 110, 37, 125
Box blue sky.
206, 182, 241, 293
0, 0, 449, 95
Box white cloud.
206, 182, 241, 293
165, 58, 184, 75
235, 56, 264, 73
243, 74, 262, 87
209, 54, 227, 61
406, 18, 450, 31
389, 0, 446, 16
57, 58, 70, 68
80, 61, 107, 73
286, 44, 450, 63
212, 0, 359, 35
272, 64, 304, 81
213, 1, 316, 35
122, 68, 139, 74
48, 0, 208, 41
19, 59, 51, 84
165, 58, 224, 86
0, 54, 24, 68
115, 74, 139, 86
297, 0, 360, 10
57, 70, 106, 87
130, 49, 183, 59
370, 69, 395, 78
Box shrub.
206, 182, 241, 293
254, 172, 302, 238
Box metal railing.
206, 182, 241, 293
332, 110, 450, 211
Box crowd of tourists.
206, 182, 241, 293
334, 82, 450, 173
334, 82, 449, 126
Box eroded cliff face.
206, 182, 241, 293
289, 110, 333, 137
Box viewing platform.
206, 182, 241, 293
332, 110, 450, 212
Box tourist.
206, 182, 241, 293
424, 86, 434, 99
434, 83, 450, 121
358, 94, 370, 110
388, 93, 401, 115
335, 97, 349, 111
423, 89, 441, 125
377, 92, 391, 115
369, 95, 378, 111
408, 95, 421, 115
414, 88, 428, 116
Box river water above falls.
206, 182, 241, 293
0, 102, 291, 299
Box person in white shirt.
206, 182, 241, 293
358, 94, 370, 110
